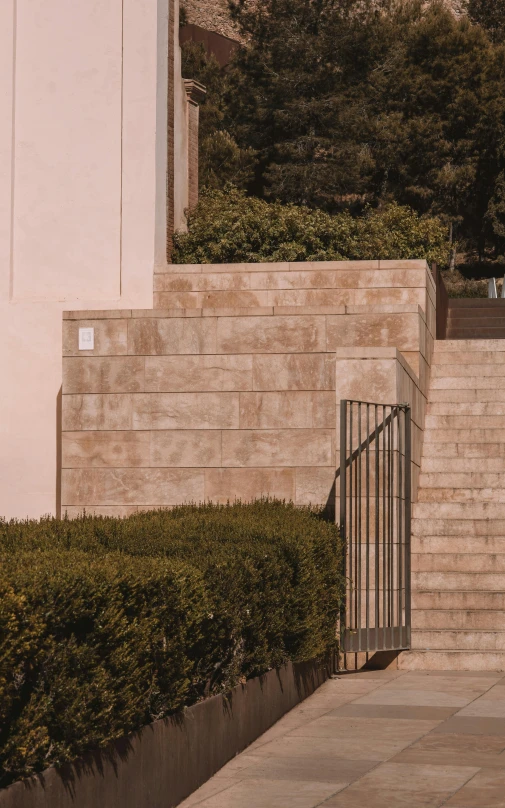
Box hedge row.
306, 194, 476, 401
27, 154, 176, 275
173, 187, 450, 266
0, 501, 343, 787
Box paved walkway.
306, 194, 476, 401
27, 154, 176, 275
180, 669, 505, 808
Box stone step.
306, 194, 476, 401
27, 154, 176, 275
422, 456, 505, 472
435, 338, 505, 350
430, 388, 505, 403
412, 590, 505, 610
419, 472, 505, 488
433, 351, 505, 364
412, 630, 505, 651
414, 502, 505, 520
449, 316, 505, 327
412, 571, 505, 591
413, 536, 505, 554
412, 517, 505, 536
412, 553, 505, 573
427, 402, 505, 416
398, 650, 505, 671
418, 488, 505, 504
432, 376, 505, 389
448, 307, 505, 318
421, 443, 505, 459
425, 414, 505, 429
412, 610, 505, 630
432, 364, 505, 378
447, 328, 505, 339
423, 428, 505, 443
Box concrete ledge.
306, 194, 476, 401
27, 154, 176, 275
0, 658, 331, 808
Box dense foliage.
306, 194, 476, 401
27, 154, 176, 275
173, 187, 449, 264
0, 501, 343, 786
183, 0, 505, 260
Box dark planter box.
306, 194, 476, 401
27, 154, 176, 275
0, 658, 331, 808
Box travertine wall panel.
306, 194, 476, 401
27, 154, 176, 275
62, 260, 434, 513
63, 357, 145, 394
145, 355, 253, 392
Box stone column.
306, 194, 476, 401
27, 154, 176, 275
184, 80, 207, 210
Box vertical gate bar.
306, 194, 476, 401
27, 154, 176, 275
390, 407, 395, 650
357, 402, 362, 651
339, 400, 347, 652
398, 407, 404, 648
349, 403, 353, 638
374, 405, 380, 651
354, 404, 359, 638
366, 403, 370, 652
387, 407, 392, 649
382, 404, 386, 650
405, 406, 412, 647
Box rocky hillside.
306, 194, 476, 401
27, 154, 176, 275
182, 0, 240, 40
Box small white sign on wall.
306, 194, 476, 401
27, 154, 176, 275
78, 327, 94, 351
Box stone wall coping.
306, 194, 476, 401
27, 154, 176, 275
156, 259, 430, 274
63, 304, 425, 321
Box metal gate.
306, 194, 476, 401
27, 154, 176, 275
339, 400, 412, 654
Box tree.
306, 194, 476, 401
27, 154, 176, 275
467, 0, 505, 42
181, 40, 257, 190
223, 0, 505, 255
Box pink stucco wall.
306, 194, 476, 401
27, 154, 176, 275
0, 0, 190, 519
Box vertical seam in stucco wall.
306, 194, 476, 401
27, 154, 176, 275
8, 0, 17, 300
166, 0, 175, 261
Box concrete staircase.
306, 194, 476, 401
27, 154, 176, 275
400, 339, 505, 671
447, 299, 505, 339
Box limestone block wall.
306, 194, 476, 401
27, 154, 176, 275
61, 261, 435, 516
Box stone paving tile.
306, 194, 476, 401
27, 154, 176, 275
328, 703, 458, 721
445, 767, 505, 806
352, 687, 472, 707
432, 716, 505, 736
211, 753, 377, 783
322, 763, 479, 808
182, 777, 346, 807
391, 733, 505, 768
179, 672, 505, 808
254, 717, 441, 761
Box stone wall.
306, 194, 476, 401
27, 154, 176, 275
61, 260, 435, 516
183, 0, 240, 40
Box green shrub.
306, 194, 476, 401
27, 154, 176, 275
0, 501, 343, 787
173, 187, 450, 266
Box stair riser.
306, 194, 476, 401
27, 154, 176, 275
447, 330, 505, 339
434, 351, 505, 364
426, 415, 505, 429
413, 537, 505, 555
432, 365, 505, 378
418, 489, 505, 504
413, 572, 505, 591
415, 503, 505, 519
424, 429, 505, 443
412, 518, 505, 536
412, 591, 505, 610
399, 651, 505, 671
412, 611, 505, 630
412, 553, 505, 573
435, 339, 505, 349
412, 631, 505, 651
422, 444, 505, 459
427, 403, 505, 416
432, 377, 505, 389
430, 389, 505, 403
422, 458, 505, 472
419, 472, 505, 487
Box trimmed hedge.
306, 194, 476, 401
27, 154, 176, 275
0, 501, 343, 787
173, 187, 450, 267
